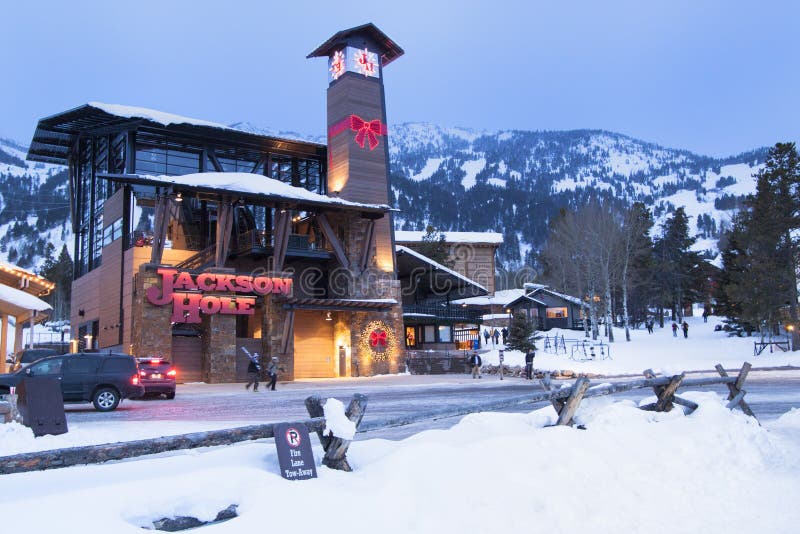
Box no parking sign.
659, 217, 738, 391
274, 423, 317, 481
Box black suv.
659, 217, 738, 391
0, 352, 145, 411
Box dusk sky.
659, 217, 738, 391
2, 0, 798, 157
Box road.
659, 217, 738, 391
62, 370, 800, 440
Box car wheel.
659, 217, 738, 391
92, 387, 120, 411
165, 392, 175, 400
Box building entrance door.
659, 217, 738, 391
293, 310, 334, 378
171, 335, 203, 383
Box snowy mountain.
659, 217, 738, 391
0, 138, 71, 269
386, 124, 767, 266
0, 125, 767, 271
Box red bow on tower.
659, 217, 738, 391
369, 329, 388, 348
350, 115, 385, 150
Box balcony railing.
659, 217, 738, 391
403, 303, 482, 323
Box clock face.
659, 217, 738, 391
328, 47, 381, 82
352, 47, 379, 77
329, 50, 345, 81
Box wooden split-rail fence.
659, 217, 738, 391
0, 362, 755, 476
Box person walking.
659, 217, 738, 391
244, 351, 261, 392
469, 351, 482, 379
492, 329, 500, 346
682, 321, 689, 339
671, 322, 678, 337
266, 357, 279, 390
646, 320, 654, 334
524, 351, 535, 380
501, 327, 509, 345
483, 329, 490, 347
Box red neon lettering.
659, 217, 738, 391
173, 271, 198, 290
237, 297, 256, 314
196, 273, 217, 291
234, 275, 253, 293
171, 293, 202, 323
146, 268, 177, 305
252, 277, 273, 295
199, 296, 222, 315
215, 275, 236, 292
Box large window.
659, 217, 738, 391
546, 307, 568, 319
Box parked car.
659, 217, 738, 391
136, 358, 177, 399
12, 348, 59, 372
0, 352, 144, 411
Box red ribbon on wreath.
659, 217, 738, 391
369, 329, 388, 349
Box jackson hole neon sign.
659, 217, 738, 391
145, 268, 293, 323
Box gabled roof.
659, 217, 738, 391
395, 245, 487, 298
506, 285, 586, 309
307, 23, 404, 66
452, 288, 526, 307
395, 231, 503, 245
27, 102, 324, 165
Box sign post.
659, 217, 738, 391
499, 349, 504, 380
274, 423, 317, 481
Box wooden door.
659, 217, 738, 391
293, 310, 335, 378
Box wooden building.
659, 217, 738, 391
394, 231, 502, 294
506, 283, 587, 331
26, 24, 407, 383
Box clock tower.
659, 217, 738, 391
308, 23, 404, 275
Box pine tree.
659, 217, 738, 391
38, 244, 74, 322
506, 312, 541, 354
413, 225, 453, 267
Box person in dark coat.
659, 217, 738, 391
501, 327, 509, 345
469, 351, 482, 379
245, 352, 261, 391
266, 357, 279, 390
672, 322, 678, 337
682, 321, 689, 339
492, 329, 500, 346
524, 351, 535, 380
483, 329, 490, 347
646, 320, 654, 334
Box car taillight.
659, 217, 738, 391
131, 375, 140, 385
150, 358, 161, 364
166, 369, 177, 378
139, 370, 146, 376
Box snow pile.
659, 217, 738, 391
0, 392, 798, 532
323, 397, 356, 440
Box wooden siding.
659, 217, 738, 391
293, 310, 335, 378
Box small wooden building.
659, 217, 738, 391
506, 283, 586, 331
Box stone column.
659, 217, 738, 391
130, 264, 174, 359
201, 310, 236, 383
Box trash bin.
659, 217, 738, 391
16, 377, 68, 437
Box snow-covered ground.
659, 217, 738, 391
0, 313, 798, 532
0, 392, 798, 532
478, 315, 800, 375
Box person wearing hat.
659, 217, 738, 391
266, 357, 279, 391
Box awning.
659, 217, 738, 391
281, 297, 397, 312
0, 284, 52, 322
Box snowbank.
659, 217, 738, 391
0, 392, 798, 533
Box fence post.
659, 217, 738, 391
306, 394, 368, 472
715, 363, 757, 421
555, 377, 590, 426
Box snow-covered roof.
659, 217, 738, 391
395, 245, 488, 293
0, 283, 52, 317
112, 172, 391, 212
89, 102, 234, 132
394, 231, 504, 245
452, 288, 526, 307
521, 282, 585, 307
